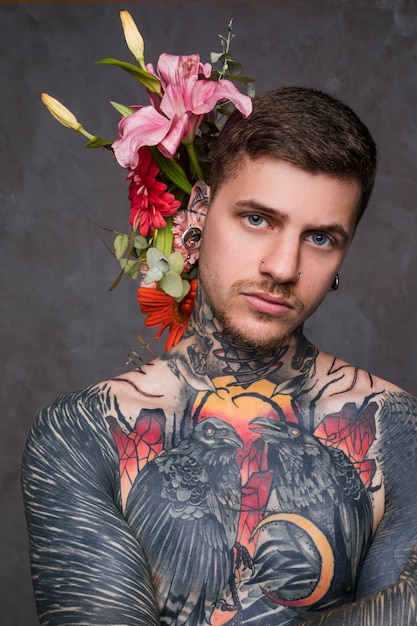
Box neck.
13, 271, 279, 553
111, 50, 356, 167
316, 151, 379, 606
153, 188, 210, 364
171, 285, 318, 388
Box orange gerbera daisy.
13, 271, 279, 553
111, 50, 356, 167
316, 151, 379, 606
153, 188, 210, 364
137, 279, 198, 350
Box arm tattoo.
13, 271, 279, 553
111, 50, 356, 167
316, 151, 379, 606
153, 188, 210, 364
22, 385, 160, 625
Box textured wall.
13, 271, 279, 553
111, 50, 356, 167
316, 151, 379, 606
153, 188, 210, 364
1, 1, 416, 622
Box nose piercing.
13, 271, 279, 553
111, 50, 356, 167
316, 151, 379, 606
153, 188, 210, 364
260, 260, 302, 279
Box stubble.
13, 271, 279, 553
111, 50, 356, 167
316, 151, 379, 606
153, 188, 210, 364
202, 276, 306, 353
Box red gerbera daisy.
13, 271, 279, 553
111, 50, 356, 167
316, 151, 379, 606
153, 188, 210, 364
128, 146, 181, 237
137, 279, 198, 350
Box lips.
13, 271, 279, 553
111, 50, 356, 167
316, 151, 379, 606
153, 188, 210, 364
242, 291, 294, 316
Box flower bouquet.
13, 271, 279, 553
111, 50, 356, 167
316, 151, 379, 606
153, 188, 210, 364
42, 11, 254, 352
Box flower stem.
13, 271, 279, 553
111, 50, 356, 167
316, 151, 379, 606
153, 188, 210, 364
78, 125, 96, 141
138, 57, 147, 72
185, 142, 203, 181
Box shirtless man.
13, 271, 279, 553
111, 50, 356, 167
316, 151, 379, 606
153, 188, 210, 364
22, 87, 417, 625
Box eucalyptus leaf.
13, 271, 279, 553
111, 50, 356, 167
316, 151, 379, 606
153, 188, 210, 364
144, 266, 163, 283
134, 234, 148, 251
96, 58, 161, 93
119, 258, 142, 280
156, 258, 170, 273
128, 267, 142, 281
120, 257, 139, 269
222, 73, 255, 84
217, 51, 233, 63
174, 278, 191, 302
147, 246, 165, 268
210, 51, 224, 64
168, 250, 185, 275
246, 82, 256, 97
225, 60, 242, 76
114, 233, 129, 259
159, 270, 183, 298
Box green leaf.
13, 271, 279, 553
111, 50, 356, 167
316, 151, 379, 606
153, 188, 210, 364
147, 246, 165, 268
135, 333, 158, 356
159, 270, 183, 298
225, 59, 242, 76
134, 234, 148, 251
212, 71, 255, 84
113, 233, 129, 259
119, 258, 142, 280
226, 73, 254, 84
85, 136, 113, 149
96, 58, 161, 93
144, 266, 163, 284
110, 101, 135, 118
154, 218, 174, 257
210, 51, 224, 64
109, 267, 125, 291
174, 278, 191, 302
246, 82, 256, 97
168, 250, 184, 275
213, 51, 233, 64
135, 333, 149, 346
156, 258, 170, 273
150, 147, 192, 194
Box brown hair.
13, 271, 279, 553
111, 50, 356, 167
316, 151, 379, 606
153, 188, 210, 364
209, 86, 377, 220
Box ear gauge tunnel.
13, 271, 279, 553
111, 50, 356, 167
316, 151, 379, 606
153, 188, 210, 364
181, 226, 202, 251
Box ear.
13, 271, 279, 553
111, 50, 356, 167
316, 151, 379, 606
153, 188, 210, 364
187, 181, 210, 227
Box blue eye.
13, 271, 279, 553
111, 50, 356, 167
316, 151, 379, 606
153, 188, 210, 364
309, 233, 331, 247
246, 214, 266, 227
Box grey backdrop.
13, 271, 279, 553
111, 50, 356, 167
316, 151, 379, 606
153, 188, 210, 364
1, 0, 416, 623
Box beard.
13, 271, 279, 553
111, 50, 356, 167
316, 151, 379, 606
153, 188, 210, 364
201, 276, 307, 354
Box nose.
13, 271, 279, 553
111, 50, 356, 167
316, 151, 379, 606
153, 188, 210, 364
259, 235, 301, 284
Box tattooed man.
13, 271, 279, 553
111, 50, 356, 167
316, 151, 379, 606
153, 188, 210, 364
22, 87, 417, 625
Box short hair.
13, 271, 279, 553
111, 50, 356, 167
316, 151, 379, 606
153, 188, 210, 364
209, 86, 377, 220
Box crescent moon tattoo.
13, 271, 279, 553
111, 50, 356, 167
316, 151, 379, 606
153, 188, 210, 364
251, 512, 335, 607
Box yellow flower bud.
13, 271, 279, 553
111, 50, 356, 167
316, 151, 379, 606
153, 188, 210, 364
41, 93, 81, 131
120, 10, 145, 64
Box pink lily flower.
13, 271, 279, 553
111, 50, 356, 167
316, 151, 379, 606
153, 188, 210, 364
112, 53, 252, 170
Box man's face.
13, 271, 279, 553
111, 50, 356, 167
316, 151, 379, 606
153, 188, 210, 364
198, 157, 361, 351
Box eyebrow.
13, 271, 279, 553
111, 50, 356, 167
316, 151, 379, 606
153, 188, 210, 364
233, 199, 351, 245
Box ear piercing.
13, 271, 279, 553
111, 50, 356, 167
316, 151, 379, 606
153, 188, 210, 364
181, 226, 202, 251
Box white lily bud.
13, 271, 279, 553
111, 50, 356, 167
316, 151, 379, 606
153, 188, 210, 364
120, 10, 144, 63
41, 93, 81, 131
